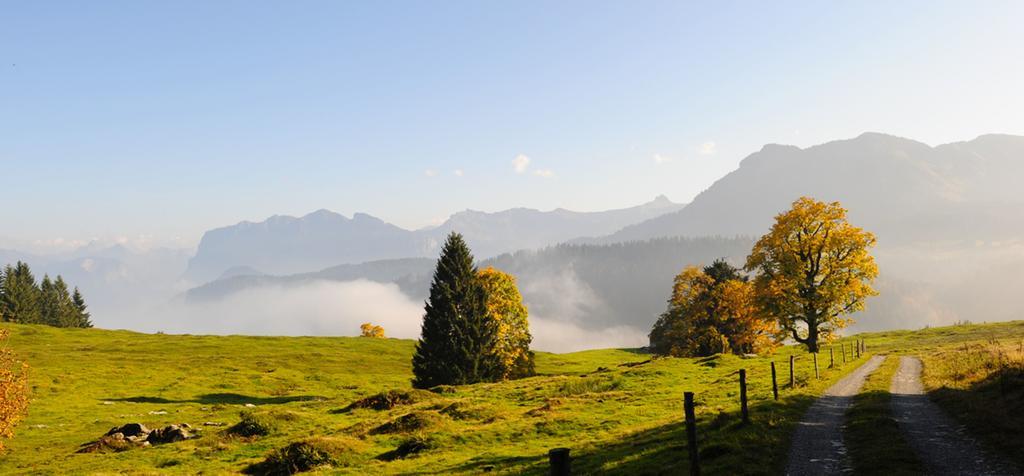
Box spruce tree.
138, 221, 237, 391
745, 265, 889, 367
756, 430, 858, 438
0, 262, 41, 324
51, 276, 78, 328
72, 287, 93, 328
412, 233, 501, 388
39, 275, 59, 326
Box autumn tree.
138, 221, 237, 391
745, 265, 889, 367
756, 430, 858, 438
359, 323, 385, 338
745, 197, 878, 352
0, 329, 29, 450
412, 233, 501, 388
477, 267, 534, 379
649, 260, 780, 357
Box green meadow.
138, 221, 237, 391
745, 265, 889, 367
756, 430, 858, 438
1, 320, 1023, 475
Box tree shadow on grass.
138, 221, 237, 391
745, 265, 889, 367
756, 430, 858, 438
926, 365, 1024, 469
105, 393, 325, 405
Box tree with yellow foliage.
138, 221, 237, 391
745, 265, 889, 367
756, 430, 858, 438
649, 260, 781, 357
0, 329, 29, 450
745, 197, 878, 352
477, 267, 534, 379
359, 323, 385, 338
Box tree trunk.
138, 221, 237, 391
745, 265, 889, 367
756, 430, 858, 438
805, 322, 819, 353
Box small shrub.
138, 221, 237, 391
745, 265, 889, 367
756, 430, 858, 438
228, 410, 277, 437
339, 389, 434, 412
246, 436, 362, 475
371, 411, 445, 434
359, 323, 385, 338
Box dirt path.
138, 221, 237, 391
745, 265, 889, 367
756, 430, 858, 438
785, 355, 885, 476
890, 356, 1019, 476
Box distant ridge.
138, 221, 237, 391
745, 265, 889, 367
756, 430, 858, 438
183, 196, 685, 282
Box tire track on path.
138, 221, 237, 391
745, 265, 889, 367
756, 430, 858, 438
890, 356, 1020, 476
785, 355, 885, 476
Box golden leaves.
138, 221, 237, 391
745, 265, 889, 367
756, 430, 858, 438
0, 329, 29, 450
746, 197, 878, 348
477, 267, 532, 380
359, 323, 385, 338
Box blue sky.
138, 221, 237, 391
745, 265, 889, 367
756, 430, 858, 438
3, 1, 1023, 251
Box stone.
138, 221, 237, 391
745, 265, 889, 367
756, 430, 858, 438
105, 423, 149, 438
146, 424, 193, 445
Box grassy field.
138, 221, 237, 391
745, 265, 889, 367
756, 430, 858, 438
3, 320, 1024, 475
0, 323, 877, 475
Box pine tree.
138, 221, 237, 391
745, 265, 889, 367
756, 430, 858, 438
412, 233, 501, 388
38, 275, 59, 326
0, 262, 41, 324
51, 276, 79, 328
72, 288, 93, 328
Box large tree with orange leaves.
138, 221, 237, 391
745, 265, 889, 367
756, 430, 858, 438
0, 329, 29, 450
745, 197, 878, 352
649, 260, 781, 357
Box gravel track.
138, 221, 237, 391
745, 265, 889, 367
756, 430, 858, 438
785, 355, 885, 476
890, 356, 1020, 476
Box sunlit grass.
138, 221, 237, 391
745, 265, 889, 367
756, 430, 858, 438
0, 323, 876, 474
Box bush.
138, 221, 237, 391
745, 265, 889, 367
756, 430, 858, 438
228, 410, 277, 437
246, 437, 362, 475
371, 411, 445, 434
340, 389, 434, 412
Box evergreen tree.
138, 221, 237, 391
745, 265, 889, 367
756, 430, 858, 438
38, 275, 59, 326
0, 262, 41, 324
72, 288, 93, 328
51, 277, 78, 328
412, 233, 501, 388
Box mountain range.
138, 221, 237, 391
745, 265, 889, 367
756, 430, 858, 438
181, 132, 1024, 337
7, 132, 1024, 341
183, 195, 684, 283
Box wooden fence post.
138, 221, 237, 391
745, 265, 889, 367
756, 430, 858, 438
855, 342, 860, 359
684, 392, 700, 476
813, 352, 819, 379
770, 362, 778, 401
829, 347, 834, 368
549, 448, 570, 476
739, 369, 749, 424
789, 355, 795, 388
841, 343, 847, 363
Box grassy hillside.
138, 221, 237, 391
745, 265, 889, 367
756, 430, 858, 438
3, 320, 1022, 474
0, 323, 877, 475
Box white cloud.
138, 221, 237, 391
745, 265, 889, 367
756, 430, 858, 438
529, 318, 647, 352
697, 141, 717, 155
424, 169, 438, 177
533, 169, 555, 178
653, 153, 672, 165
453, 169, 464, 177
129, 280, 425, 338
512, 154, 531, 174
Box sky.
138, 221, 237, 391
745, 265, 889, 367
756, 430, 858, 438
3, 1, 1023, 253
